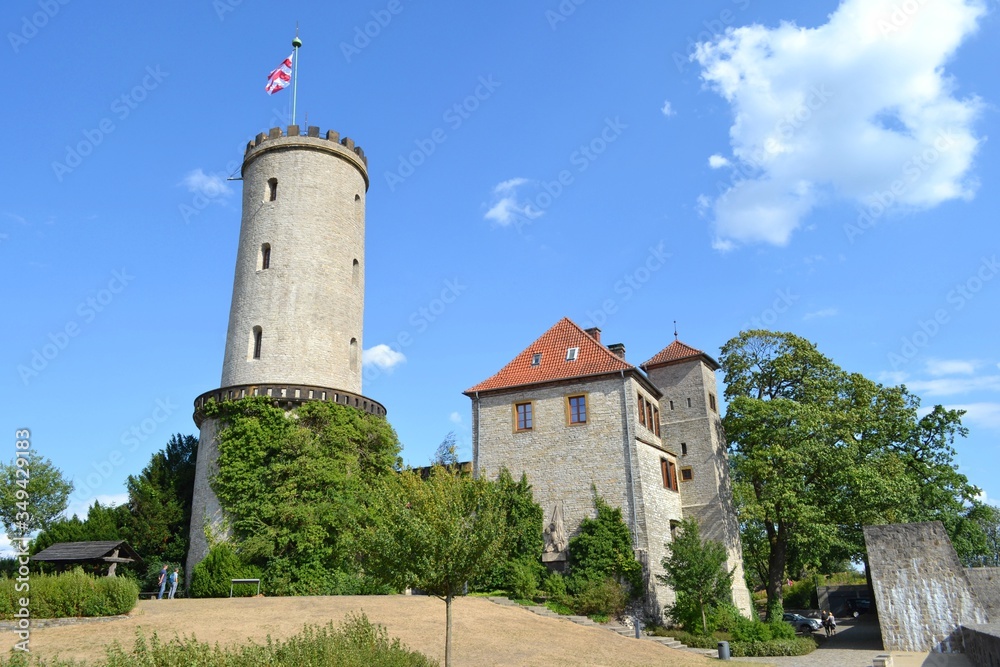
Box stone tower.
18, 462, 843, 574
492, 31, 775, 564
186, 126, 386, 580
641, 339, 753, 614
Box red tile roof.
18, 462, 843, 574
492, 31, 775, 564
641, 339, 720, 371
465, 317, 634, 394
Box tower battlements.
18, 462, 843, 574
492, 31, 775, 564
244, 126, 368, 188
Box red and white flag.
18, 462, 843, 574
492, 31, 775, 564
265, 53, 293, 95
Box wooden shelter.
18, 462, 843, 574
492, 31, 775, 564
31, 540, 142, 576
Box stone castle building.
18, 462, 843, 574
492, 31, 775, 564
186, 125, 386, 580
465, 317, 753, 618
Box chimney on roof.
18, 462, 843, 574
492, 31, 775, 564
608, 343, 625, 360
584, 327, 601, 343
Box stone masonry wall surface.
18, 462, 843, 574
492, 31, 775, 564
865, 522, 990, 652
646, 359, 752, 615
185, 417, 225, 586
221, 138, 366, 394
962, 623, 1000, 667
966, 567, 1000, 621
476, 377, 633, 551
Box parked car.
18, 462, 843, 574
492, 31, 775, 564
783, 612, 822, 633
846, 598, 871, 616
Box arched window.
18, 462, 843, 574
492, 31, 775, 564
354, 193, 362, 222
352, 259, 359, 286
260, 243, 271, 270
250, 326, 263, 360
349, 337, 358, 371
267, 178, 278, 201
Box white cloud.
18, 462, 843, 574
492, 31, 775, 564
803, 307, 838, 320
179, 169, 232, 198
905, 375, 1000, 397
362, 344, 406, 371
694, 0, 984, 248
708, 154, 731, 169
925, 358, 977, 376
449, 411, 463, 424
661, 100, 676, 117
947, 402, 1000, 429
484, 178, 544, 227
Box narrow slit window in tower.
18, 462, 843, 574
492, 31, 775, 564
260, 243, 271, 270
267, 178, 278, 201
354, 193, 362, 222
251, 326, 262, 360
352, 259, 360, 286
349, 337, 359, 371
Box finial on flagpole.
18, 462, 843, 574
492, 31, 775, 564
291, 24, 301, 126
673, 321, 678, 341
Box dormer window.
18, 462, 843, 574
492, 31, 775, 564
531, 353, 542, 367
566, 347, 579, 361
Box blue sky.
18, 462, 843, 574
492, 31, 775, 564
3, 0, 998, 551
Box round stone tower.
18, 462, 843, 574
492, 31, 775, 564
186, 126, 386, 581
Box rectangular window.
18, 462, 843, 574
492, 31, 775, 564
661, 459, 678, 491
638, 393, 646, 427
515, 402, 533, 431
653, 407, 660, 436
681, 467, 693, 482
669, 400, 674, 411
681, 442, 687, 456
646, 401, 654, 431
568, 395, 587, 424
687, 397, 692, 408
709, 393, 717, 412
531, 353, 542, 367
566, 347, 579, 361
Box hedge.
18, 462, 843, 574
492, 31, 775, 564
0, 568, 138, 619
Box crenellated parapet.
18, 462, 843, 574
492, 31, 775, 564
193, 383, 386, 427
243, 126, 368, 184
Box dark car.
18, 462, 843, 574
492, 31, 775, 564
783, 612, 822, 632
846, 598, 871, 615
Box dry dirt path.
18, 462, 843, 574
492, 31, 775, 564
3, 595, 715, 667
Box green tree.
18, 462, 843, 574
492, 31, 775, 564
657, 518, 734, 634
721, 330, 987, 616
125, 433, 198, 565
469, 468, 544, 596
360, 467, 510, 667
567, 492, 643, 598
31, 501, 131, 557
0, 450, 73, 541
432, 431, 459, 466
205, 396, 402, 594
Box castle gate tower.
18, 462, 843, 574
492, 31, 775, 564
186, 126, 386, 580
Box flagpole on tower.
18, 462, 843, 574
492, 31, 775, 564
291, 25, 302, 127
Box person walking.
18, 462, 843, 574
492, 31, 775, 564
156, 564, 168, 599
168, 568, 179, 599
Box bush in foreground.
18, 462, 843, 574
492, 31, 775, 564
0, 568, 138, 619
0, 613, 435, 667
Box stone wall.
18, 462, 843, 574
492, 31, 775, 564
864, 522, 989, 652
645, 358, 752, 615
961, 624, 1000, 666
221, 130, 367, 394
185, 417, 224, 587
474, 374, 684, 619
966, 567, 1000, 621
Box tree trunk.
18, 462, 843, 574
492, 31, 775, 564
445, 591, 453, 667
700, 595, 708, 634
765, 524, 787, 620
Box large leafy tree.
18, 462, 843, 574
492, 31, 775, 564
360, 466, 510, 667
125, 433, 198, 565
721, 330, 985, 616
206, 396, 402, 594
658, 518, 734, 634
0, 450, 73, 541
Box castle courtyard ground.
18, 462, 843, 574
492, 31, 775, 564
2, 595, 714, 666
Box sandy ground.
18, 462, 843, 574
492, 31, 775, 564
2, 595, 714, 667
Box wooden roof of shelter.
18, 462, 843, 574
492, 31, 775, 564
31, 540, 142, 565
